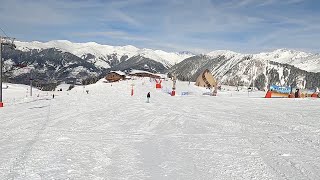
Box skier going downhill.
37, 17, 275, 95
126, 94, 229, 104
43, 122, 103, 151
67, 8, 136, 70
147, 92, 150, 103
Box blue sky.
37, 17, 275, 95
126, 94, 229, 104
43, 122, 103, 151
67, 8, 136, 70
0, 0, 319, 53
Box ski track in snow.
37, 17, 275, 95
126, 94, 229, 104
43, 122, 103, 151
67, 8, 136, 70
0, 79, 320, 180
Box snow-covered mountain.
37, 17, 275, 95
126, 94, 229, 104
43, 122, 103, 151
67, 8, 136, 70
2, 47, 101, 88
169, 49, 320, 90
3, 39, 320, 89
2, 40, 193, 86
15, 40, 194, 68
206, 49, 320, 73
253, 49, 320, 73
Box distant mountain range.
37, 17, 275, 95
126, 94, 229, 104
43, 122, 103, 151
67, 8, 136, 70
2, 40, 320, 89
3, 40, 193, 85
169, 49, 320, 90
15, 40, 194, 68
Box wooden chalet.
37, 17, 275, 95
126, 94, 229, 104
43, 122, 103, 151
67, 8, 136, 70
105, 71, 126, 82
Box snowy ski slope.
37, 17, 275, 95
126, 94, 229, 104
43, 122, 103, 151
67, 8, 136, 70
0, 79, 320, 179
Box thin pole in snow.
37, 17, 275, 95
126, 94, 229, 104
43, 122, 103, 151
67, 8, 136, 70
0, 43, 2, 104
30, 69, 33, 97
0, 36, 16, 107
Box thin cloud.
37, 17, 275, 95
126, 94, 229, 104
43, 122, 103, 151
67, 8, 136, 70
73, 31, 151, 42
0, 0, 74, 25
0, 0, 319, 53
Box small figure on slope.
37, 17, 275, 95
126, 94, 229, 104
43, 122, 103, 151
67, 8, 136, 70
147, 92, 150, 103
295, 89, 300, 98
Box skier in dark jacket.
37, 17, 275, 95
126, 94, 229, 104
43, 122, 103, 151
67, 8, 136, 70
147, 92, 150, 103
295, 89, 300, 98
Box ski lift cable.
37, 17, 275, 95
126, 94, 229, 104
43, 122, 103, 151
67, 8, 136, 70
0, 26, 9, 38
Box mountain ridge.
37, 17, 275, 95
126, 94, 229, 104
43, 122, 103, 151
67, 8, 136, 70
3, 40, 320, 90
205, 49, 319, 73
168, 53, 320, 90
15, 40, 194, 68
15, 40, 320, 73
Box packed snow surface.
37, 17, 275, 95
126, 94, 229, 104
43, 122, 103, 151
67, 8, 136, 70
1, 79, 320, 179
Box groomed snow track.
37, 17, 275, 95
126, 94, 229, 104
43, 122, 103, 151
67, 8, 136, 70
0, 79, 320, 179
